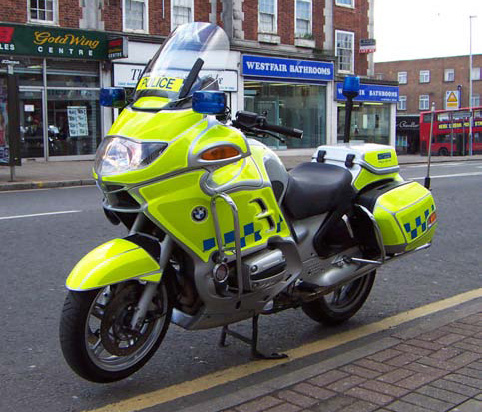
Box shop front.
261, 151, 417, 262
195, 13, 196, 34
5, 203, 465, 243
241, 54, 334, 149
336, 82, 398, 146
396, 115, 420, 154
0, 24, 107, 160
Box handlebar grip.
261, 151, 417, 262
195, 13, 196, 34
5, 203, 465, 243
262, 122, 303, 139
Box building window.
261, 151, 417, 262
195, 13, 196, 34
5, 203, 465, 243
336, 30, 354, 73
123, 0, 148, 32
472, 94, 480, 107
472, 67, 481, 81
259, 0, 277, 33
172, 0, 194, 30
444, 68, 455, 82
419, 95, 429, 110
419, 70, 430, 83
398, 96, 407, 111
295, 0, 312, 38
29, 0, 56, 23
336, 0, 355, 8
398, 71, 407, 84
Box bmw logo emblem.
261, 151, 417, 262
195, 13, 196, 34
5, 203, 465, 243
192, 206, 208, 222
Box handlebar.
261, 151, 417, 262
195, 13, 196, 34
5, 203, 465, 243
232, 111, 303, 139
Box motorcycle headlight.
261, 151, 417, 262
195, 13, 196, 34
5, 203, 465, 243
95, 136, 167, 176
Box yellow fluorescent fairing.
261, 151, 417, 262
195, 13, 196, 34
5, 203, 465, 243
66, 239, 162, 291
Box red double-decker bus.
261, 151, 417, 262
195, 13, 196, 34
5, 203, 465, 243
419, 106, 482, 156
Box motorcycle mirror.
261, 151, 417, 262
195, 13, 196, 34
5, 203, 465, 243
100, 87, 127, 108
342, 76, 360, 99
192, 91, 227, 115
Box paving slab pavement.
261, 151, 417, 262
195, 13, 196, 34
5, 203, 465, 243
1, 151, 482, 191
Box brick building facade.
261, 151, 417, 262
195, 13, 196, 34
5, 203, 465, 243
0, 0, 398, 161
375, 55, 482, 113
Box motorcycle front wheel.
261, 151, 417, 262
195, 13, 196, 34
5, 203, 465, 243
59, 280, 172, 383
302, 271, 375, 326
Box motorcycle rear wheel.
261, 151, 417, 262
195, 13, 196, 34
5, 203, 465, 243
302, 271, 375, 326
59, 280, 172, 383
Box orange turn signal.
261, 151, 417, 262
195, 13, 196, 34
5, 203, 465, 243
428, 212, 437, 226
201, 145, 240, 161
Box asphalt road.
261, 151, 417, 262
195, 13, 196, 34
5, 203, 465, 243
0, 161, 481, 412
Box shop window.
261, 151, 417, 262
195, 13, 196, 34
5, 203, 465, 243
243, 81, 326, 149
419, 95, 429, 110
259, 0, 277, 33
123, 0, 148, 32
47, 60, 100, 88
29, 0, 57, 23
335, 30, 354, 73
472, 67, 481, 81
444, 68, 455, 82
336, 0, 354, 8
171, 0, 194, 30
295, 0, 312, 38
337, 103, 390, 145
398, 71, 407, 84
472, 94, 480, 107
419, 70, 430, 83
398, 96, 407, 111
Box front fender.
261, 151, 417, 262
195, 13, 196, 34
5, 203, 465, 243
66, 238, 162, 291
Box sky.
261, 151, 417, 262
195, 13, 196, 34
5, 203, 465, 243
374, 0, 482, 62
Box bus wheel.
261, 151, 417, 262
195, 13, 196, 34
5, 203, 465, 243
438, 147, 449, 156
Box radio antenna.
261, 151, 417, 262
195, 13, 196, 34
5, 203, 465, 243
424, 102, 435, 189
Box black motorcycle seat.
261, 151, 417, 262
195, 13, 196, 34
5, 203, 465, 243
283, 162, 355, 220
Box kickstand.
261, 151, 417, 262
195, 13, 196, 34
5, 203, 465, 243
219, 315, 288, 360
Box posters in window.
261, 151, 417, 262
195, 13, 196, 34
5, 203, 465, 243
67, 106, 88, 138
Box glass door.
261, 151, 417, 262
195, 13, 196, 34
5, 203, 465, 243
19, 88, 45, 158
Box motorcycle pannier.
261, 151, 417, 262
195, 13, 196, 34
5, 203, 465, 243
356, 181, 437, 254
312, 144, 401, 192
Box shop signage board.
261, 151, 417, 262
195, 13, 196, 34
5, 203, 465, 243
359, 39, 376, 54
336, 83, 399, 103
445, 90, 460, 110
108, 37, 128, 60
0, 23, 108, 60
242, 55, 334, 82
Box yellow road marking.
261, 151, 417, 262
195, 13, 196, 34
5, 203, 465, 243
85, 288, 482, 412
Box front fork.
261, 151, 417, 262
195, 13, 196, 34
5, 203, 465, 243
129, 231, 174, 331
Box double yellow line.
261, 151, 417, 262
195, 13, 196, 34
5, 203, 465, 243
85, 288, 482, 412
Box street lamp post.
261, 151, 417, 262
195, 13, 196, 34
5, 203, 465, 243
469, 15, 477, 156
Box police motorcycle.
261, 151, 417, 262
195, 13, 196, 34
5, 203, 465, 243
59, 22, 437, 383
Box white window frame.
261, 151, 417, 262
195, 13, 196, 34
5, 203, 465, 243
335, 0, 355, 8
123, 0, 149, 33
28, 0, 58, 25
171, 0, 194, 31
472, 94, 480, 107
420, 70, 430, 83
444, 68, 455, 82
398, 71, 407, 84
419, 95, 429, 110
335, 30, 355, 74
258, 0, 278, 34
295, 0, 312, 38
472, 67, 481, 81
398, 96, 407, 111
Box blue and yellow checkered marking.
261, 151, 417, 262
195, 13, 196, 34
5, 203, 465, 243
276, 215, 284, 233
203, 222, 262, 252
403, 204, 435, 240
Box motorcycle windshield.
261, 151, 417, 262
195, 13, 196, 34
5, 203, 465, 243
133, 22, 230, 109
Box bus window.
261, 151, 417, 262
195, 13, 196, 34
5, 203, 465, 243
438, 113, 450, 121
423, 114, 432, 123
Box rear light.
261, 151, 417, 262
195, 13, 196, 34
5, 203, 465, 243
428, 212, 437, 227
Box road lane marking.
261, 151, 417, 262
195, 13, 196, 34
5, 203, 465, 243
405, 162, 465, 168
411, 171, 482, 180
0, 210, 82, 220
84, 288, 482, 412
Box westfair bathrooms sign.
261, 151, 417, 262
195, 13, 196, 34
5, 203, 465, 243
242, 55, 334, 82
0, 24, 107, 60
